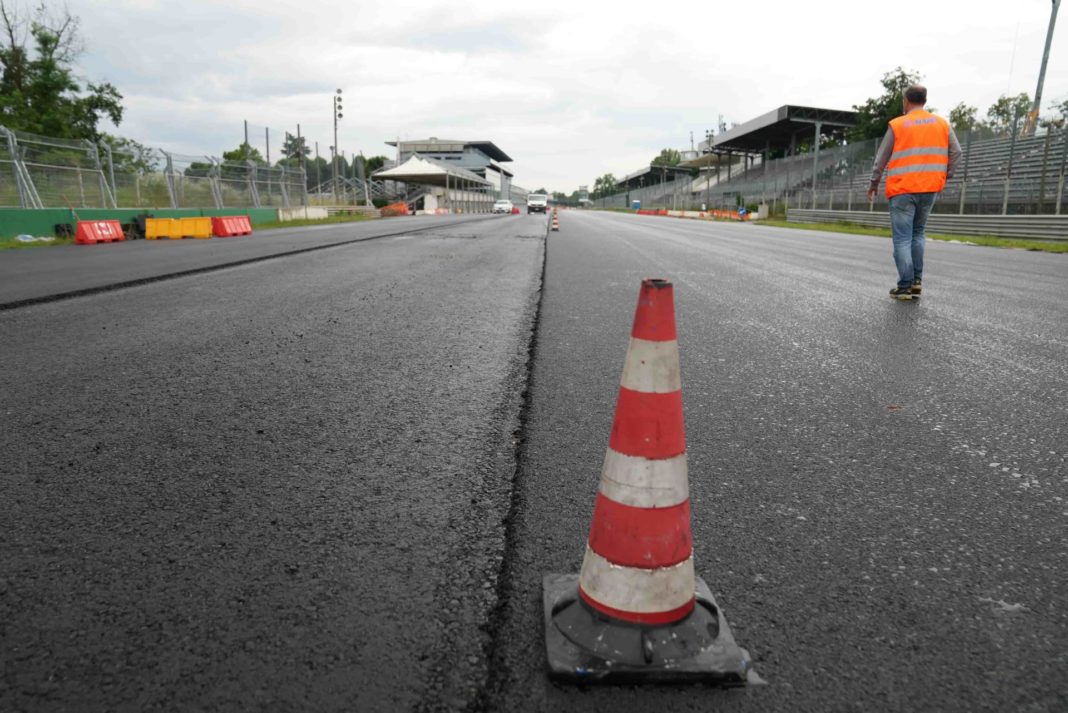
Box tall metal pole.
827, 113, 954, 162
1056, 127, 1067, 214
244, 120, 249, 147
314, 141, 321, 197
333, 89, 343, 204
811, 121, 822, 209
1024, 0, 1061, 136
1003, 111, 1021, 215
959, 129, 973, 214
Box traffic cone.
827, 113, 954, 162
551, 212, 560, 232
543, 278, 751, 684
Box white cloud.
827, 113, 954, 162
70, 0, 1065, 191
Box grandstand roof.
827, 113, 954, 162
385, 139, 512, 162
711, 105, 858, 153
616, 164, 693, 188
372, 154, 492, 187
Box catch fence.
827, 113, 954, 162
0, 126, 308, 210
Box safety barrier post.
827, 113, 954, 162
247, 161, 261, 208
1057, 128, 1067, 215
162, 150, 178, 208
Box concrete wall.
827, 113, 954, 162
277, 207, 329, 222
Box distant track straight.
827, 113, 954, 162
0, 214, 502, 310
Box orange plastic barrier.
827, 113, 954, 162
180, 217, 212, 239
211, 215, 252, 237
75, 220, 125, 245
380, 202, 410, 217
145, 218, 180, 240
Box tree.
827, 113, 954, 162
651, 148, 682, 167
591, 173, 617, 198
848, 67, 924, 141
0, 2, 123, 141
948, 103, 979, 133
281, 133, 309, 161
98, 134, 158, 172
222, 142, 264, 164
986, 93, 1032, 136
365, 155, 388, 173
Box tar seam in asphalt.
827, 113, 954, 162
0, 216, 500, 312
464, 218, 551, 713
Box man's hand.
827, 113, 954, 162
866, 188, 876, 202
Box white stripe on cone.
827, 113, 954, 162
580, 546, 694, 614
599, 450, 688, 508
619, 337, 681, 393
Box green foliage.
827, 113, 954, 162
222, 142, 265, 164
591, 173, 617, 198
985, 93, 1032, 136
848, 67, 924, 141
364, 155, 388, 173
99, 134, 158, 171
281, 133, 309, 161
651, 148, 682, 167
305, 155, 330, 189
948, 103, 978, 133
0, 2, 123, 141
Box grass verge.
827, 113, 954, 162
0, 236, 74, 250
759, 219, 1068, 253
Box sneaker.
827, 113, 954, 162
889, 286, 914, 301
911, 279, 922, 295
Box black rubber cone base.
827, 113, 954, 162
543, 573, 751, 684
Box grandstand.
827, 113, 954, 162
598, 103, 1068, 216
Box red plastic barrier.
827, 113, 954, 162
380, 202, 410, 217
211, 215, 253, 237
75, 220, 125, 245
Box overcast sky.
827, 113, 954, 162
64, 0, 1067, 192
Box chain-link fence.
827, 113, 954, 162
0, 125, 309, 210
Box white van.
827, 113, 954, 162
526, 194, 548, 214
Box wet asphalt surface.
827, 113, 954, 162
0, 215, 497, 308
483, 211, 1067, 712
2, 211, 1067, 712
1, 215, 545, 711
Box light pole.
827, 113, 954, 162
332, 88, 343, 202
1024, 0, 1061, 136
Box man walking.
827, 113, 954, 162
868, 85, 962, 300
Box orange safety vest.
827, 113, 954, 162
885, 109, 950, 198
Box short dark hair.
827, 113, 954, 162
905, 85, 927, 105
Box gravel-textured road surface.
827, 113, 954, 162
0, 215, 498, 308
481, 211, 1067, 712
1, 216, 545, 712
4, 210, 1066, 712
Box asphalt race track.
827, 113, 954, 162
2, 212, 1066, 712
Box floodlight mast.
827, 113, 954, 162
333, 89, 343, 200
1024, 0, 1060, 136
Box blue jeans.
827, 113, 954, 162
889, 192, 936, 288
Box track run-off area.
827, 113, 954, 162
2, 212, 1066, 712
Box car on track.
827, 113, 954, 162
527, 193, 548, 214
493, 199, 514, 214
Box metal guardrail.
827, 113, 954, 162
786, 209, 1068, 241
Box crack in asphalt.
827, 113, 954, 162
464, 218, 552, 713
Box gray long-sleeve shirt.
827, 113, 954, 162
869, 113, 962, 192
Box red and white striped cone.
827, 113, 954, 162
543, 278, 751, 684
551, 212, 560, 232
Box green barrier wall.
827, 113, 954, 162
0, 208, 280, 239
